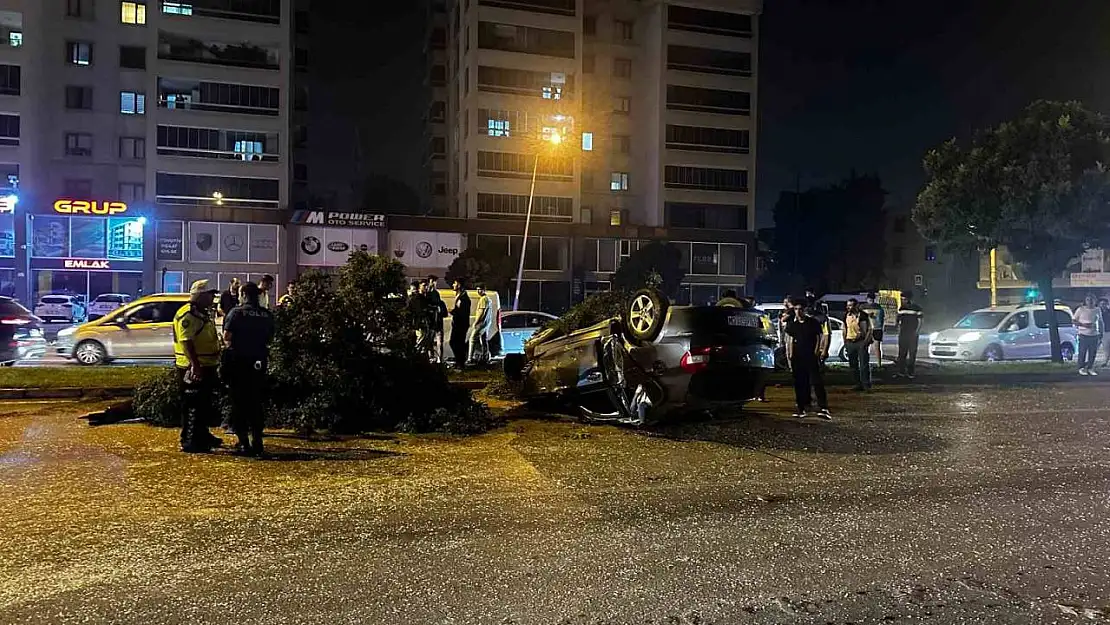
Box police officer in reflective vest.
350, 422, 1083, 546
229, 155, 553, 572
222, 281, 275, 456
173, 280, 222, 453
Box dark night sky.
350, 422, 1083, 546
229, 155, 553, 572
308, 0, 1110, 221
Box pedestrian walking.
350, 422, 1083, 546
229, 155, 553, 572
861, 292, 886, 368
1073, 294, 1101, 376
222, 282, 275, 456
843, 298, 873, 390
173, 280, 223, 453
219, 277, 241, 317
258, 275, 275, 309
1098, 298, 1110, 368
449, 279, 471, 369
784, 297, 831, 419
469, 284, 493, 365
425, 276, 448, 363
894, 291, 923, 379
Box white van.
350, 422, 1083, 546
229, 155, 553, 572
437, 289, 503, 361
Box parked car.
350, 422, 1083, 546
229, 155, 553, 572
928, 303, 1077, 362
34, 294, 86, 323
437, 289, 503, 361
505, 289, 776, 425
499, 310, 558, 355
757, 303, 846, 367
56, 293, 189, 365
0, 297, 46, 365
87, 293, 132, 320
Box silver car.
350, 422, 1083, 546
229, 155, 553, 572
928, 304, 1078, 362
56, 293, 190, 365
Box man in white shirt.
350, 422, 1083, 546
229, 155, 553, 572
1073, 294, 1101, 375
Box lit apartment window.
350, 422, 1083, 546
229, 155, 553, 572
120, 91, 146, 115
488, 118, 510, 137
610, 209, 622, 226
121, 2, 146, 24
542, 85, 562, 100
9, 32, 22, 47
66, 41, 92, 66
162, 2, 193, 15
582, 132, 593, 151
610, 172, 629, 191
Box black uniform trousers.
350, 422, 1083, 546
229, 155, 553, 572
178, 365, 218, 451
449, 326, 468, 368
224, 356, 267, 452
789, 353, 828, 411
897, 333, 919, 376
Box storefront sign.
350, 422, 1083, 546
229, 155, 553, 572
1081, 248, 1106, 273
31, 257, 143, 271
290, 210, 386, 229
297, 226, 378, 267
1070, 272, 1110, 287
53, 200, 128, 216
64, 259, 111, 269
388, 230, 464, 269
156, 221, 184, 261
187, 222, 280, 264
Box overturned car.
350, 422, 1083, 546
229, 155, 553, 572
503, 289, 776, 425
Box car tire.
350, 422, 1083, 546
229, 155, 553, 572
624, 288, 669, 344
839, 345, 848, 362
503, 353, 525, 382
74, 340, 106, 366
1060, 342, 1075, 361
982, 344, 1004, 362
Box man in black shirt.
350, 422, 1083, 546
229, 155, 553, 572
895, 290, 924, 379
449, 279, 471, 369
222, 282, 275, 456
219, 277, 240, 317
424, 276, 448, 363
784, 297, 831, 419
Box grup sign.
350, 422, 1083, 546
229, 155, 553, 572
54, 200, 128, 215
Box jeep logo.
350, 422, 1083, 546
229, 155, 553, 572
54, 200, 128, 215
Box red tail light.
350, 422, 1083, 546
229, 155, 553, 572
680, 346, 711, 374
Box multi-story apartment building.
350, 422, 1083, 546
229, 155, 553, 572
0, 0, 290, 305
419, 0, 760, 312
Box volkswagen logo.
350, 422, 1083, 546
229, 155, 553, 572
416, 241, 433, 259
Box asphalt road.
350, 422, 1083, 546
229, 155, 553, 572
1, 381, 1108, 623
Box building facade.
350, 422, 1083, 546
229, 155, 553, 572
423, 0, 760, 311
0, 0, 291, 304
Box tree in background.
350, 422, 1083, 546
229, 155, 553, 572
915, 100, 1110, 361
764, 173, 887, 295
611, 241, 686, 298
446, 247, 515, 292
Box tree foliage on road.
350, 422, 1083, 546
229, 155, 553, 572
611, 241, 685, 298
446, 247, 515, 291
914, 100, 1110, 361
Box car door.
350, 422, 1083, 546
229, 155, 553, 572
828, 317, 845, 360
499, 312, 528, 354
997, 311, 1034, 359
148, 301, 188, 358
116, 301, 184, 358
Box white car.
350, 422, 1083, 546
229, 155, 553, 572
87, 293, 132, 320
757, 303, 846, 365
928, 303, 1078, 361
34, 294, 86, 323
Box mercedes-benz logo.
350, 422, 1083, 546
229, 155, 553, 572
223, 234, 244, 252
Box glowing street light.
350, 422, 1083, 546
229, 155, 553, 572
513, 128, 570, 311
212, 191, 224, 206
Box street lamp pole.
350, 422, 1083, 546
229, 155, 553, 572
512, 152, 540, 311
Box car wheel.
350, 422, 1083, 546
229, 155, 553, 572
838, 345, 848, 362
1060, 342, 1075, 361
74, 340, 106, 366
624, 288, 669, 344
503, 353, 525, 382
982, 344, 1003, 362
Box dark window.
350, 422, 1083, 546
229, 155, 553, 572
613, 57, 632, 78
477, 0, 575, 17
477, 66, 574, 98
0, 114, 19, 146
430, 136, 446, 156
120, 45, 146, 69
66, 41, 92, 66
430, 101, 446, 122
583, 15, 596, 35
892, 247, 904, 267
1034, 309, 1074, 329
925, 245, 937, 261
166, 0, 281, 25
583, 54, 595, 74
430, 64, 446, 85
293, 124, 308, 147
615, 19, 633, 41
0, 65, 18, 95
477, 22, 575, 58
614, 135, 630, 154
294, 47, 308, 71
476, 192, 573, 221
667, 45, 751, 77
665, 125, 749, 154
155, 173, 280, 208
63, 179, 93, 196
667, 5, 752, 37
156, 125, 279, 161
65, 85, 94, 110
666, 85, 750, 115
666, 202, 748, 230
294, 10, 310, 33
294, 86, 308, 111
157, 77, 281, 116
64, 132, 93, 156
893, 216, 907, 232
120, 136, 145, 160
664, 166, 748, 192
66, 0, 90, 18
157, 32, 280, 70
429, 27, 446, 49
477, 151, 573, 181
294, 163, 307, 182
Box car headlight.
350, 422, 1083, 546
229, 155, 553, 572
57, 327, 77, 338
929, 332, 939, 341
957, 332, 982, 342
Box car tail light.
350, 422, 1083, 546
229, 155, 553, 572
0, 317, 29, 325
680, 346, 712, 374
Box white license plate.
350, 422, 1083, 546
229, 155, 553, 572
727, 315, 759, 328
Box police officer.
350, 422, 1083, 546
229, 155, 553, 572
222, 281, 275, 457
174, 280, 222, 453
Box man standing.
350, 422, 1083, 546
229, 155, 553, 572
843, 297, 873, 391
784, 297, 831, 419
1099, 298, 1110, 368
425, 276, 448, 363
861, 292, 886, 367
173, 280, 222, 453
1073, 294, 1101, 376
219, 277, 241, 317
258, 275, 275, 309
449, 279, 471, 369
895, 290, 924, 379
222, 282, 275, 456
469, 284, 493, 365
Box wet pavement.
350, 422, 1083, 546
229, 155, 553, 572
0, 380, 1108, 624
